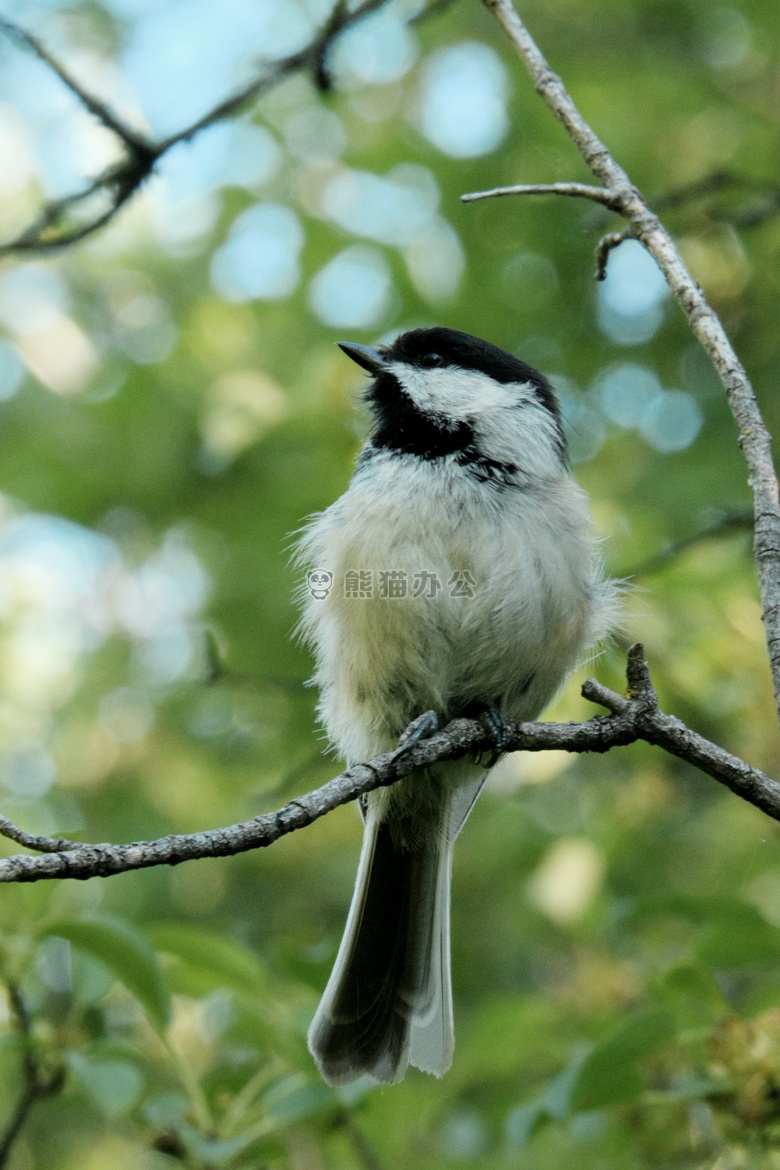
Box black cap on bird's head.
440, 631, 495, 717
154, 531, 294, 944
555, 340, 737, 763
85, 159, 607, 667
337, 328, 561, 424
336, 328, 568, 477
337, 327, 566, 472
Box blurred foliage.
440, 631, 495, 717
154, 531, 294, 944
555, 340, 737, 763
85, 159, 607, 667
0, 0, 779, 1166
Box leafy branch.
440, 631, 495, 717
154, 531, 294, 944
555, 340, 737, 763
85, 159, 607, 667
0, 646, 778, 884
0, 0, 390, 254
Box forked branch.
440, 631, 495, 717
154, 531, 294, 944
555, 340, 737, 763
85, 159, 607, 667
0, 0, 389, 254
0, 647, 778, 885
465, 0, 780, 731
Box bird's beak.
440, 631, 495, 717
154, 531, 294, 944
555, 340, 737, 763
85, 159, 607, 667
337, 342, 386, 374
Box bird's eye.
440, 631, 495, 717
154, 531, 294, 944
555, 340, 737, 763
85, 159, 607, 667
421, 352, 442, 368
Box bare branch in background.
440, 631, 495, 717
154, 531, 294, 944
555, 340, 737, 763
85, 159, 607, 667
461, 181, 622, 209
411, 0, 463, 23
0, 0, 389, 254
652, 169, 780, 228
0, 985, 64, 1170
337, 1112, 388, 1170
0, 17, 147, 142
594, 226, 635, 280
475, 170, 780, 233
0, 646, 778, 885
627, 510, 754, 579
466, 0, 780, 732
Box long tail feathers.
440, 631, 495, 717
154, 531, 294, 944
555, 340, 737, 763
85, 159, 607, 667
308, 766, 484, 1085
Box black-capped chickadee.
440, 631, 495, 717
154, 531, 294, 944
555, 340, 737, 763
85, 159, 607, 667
297, 328, 616, 1085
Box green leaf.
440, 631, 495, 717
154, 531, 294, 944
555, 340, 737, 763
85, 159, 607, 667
696, 902, 780, 967
40, 915, 170, 1031
176, 1124, 265, 1167
505, 1100, 550, 1150
261, 1073, 334, 1125
652, 964, 728, 1024
544, 1045, 592, 1120
144, 922, 270, 998
458, 994, 564, 1080
67, 1051, 144, 1116
142, 1092, 190, 1128
568, 1010, 676, 1111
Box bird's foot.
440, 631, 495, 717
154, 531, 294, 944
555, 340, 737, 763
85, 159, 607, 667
390, 710, 440, 762
465, 704, 510, 768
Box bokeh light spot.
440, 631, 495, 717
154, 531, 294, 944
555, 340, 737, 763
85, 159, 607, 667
420, 42, 509, 158
638, 389, 703, 453
308, 245, 391, 328
598, 240, 668, 345
597, 363, 662, 428
210, 204, 304, 302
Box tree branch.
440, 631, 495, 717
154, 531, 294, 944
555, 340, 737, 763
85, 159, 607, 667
0, 647, 777, 885
0, 18, 149, 145
594, 225, 635, 280
0, 0, 389, 254
337, 1112, 388, 1170
470, 0, 780, 731
0, 814, 85, 854
461, 181, 621, 208
0, 985, 64, 1170
625, 510, 753, 579
652, 169, 780, 228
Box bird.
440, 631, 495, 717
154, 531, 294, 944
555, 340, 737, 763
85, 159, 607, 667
296, 326, 616, 1086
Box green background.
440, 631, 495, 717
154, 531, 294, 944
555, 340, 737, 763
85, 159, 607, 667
0, 0, 780, 1166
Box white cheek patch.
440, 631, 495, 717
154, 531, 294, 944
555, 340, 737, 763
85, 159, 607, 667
384, 361, 565, 476
388, 362, 538, 421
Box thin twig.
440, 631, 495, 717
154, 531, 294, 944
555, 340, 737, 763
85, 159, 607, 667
0, 814, 86, 854
411, 0, 463, 23
0, 17, 150, 147
652, 168, 780, 228
0, 985, 64, 1169
0, 0, 390, 254
311, 0, 350, 92
652, 169, 756, 212
476, 0, 780, 731
338, 1112, 387, 1170
0, 647, 777, 885
626, 510, 754, 579
595, 226, 635, 280
461, 181, 622, 207
4, 166, 153, 252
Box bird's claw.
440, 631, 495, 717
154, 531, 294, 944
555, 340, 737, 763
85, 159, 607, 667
476, 706, 510, 768
391, 710, 440, 762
